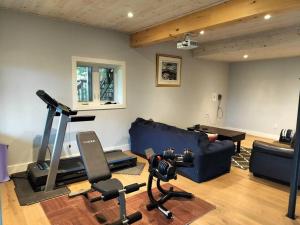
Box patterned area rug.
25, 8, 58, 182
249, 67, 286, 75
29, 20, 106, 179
232, 147, 251, 170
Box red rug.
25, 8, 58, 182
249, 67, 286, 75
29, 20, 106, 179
40, 184, 215, 225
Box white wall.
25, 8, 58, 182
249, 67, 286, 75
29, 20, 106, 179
225, 57, 300, 137
0, 9, 229, 172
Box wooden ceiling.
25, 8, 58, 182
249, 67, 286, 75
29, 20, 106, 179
0, 0, 227, 33
1, 0, 300, 62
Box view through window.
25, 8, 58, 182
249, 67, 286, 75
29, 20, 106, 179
72, 57, 126, 110
77, 66, 93, 102
99, 68, 114, 102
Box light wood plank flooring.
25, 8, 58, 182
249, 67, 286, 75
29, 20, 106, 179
1, 135, 300, 225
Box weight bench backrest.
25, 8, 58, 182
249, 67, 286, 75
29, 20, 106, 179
76, 131, 111, 183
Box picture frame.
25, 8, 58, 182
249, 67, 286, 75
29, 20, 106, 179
156, 54, 182, 87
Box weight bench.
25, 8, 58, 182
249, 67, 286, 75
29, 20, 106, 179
70, 131, 145, 225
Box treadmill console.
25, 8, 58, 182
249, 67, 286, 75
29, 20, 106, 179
36, 90, 78, 116
36, 90, 58, 109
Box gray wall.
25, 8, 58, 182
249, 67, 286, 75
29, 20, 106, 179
0, 9, 229, 172
226, 57, 300, 137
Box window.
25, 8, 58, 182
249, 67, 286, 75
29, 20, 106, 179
100, 68, 114, 102
77, 66, 93, 102
72, 56, 126, 110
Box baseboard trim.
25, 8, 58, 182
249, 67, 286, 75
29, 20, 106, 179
8, 163, 28, 175
7, 143, 130, 175
223, 126, 279, 140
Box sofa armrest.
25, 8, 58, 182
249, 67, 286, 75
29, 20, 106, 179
205, 140, 235, 155
252, 140, 293, 158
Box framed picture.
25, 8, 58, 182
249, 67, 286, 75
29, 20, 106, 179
156, 54, 182, 87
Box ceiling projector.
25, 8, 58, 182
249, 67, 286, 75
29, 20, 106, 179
177, 34, 198, 50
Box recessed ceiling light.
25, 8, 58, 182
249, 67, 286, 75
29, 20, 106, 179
243, 54, 249, 59
264, 14, 271, 20
199, 30, 205, 35
127, 12, 134, 18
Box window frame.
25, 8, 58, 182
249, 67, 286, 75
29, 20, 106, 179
72, 56, 126, 110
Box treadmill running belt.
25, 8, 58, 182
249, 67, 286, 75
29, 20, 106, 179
105, 150, 137, 171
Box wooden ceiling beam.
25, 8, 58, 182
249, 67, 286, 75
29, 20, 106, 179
193, 25, 300, 61
130, 0, 300, 48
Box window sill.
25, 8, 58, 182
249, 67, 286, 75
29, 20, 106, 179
74, 103, 126, 111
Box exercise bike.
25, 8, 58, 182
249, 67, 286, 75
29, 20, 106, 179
145, 147, 194, 219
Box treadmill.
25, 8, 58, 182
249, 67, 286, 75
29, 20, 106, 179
27, 90, 137, 192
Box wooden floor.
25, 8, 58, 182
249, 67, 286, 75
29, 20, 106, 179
1, 135, 300, 225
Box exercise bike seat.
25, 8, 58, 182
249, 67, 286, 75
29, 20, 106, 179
92, 178, 123, 193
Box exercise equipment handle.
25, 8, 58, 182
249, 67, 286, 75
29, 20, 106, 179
70, 116, 96, 122
127, 211, 142, 224
89, 196, 103, 203
109, 211, 142, 225
102, 189, 119, 201
124, 182, 146, 194
102, 182, 146, 201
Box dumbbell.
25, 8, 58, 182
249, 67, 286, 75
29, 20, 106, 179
163, 147, 175, 160
158, 160, 176, 180
183, 148, 194, 163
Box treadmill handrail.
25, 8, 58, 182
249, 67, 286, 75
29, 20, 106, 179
56, 103, 78, 116
70, 116, 96, 122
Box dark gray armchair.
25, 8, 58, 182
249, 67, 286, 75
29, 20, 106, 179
249, 140, 296, 184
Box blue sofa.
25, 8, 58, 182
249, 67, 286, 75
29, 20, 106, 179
129, 118, 235, 183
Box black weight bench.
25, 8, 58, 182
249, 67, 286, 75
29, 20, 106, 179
70, 131, 145, 225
